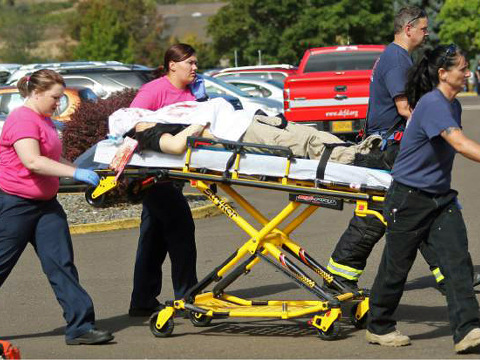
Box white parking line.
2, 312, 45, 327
463, 105, 480, 111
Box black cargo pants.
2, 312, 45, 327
367, 181, 480, 344
328, 211, 441, 282
328, 141, 442, 282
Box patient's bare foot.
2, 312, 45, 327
185, 124, 206, 137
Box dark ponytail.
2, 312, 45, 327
406, 44, 464, 109
152, 65, 166, 79
405, 51, 434, 109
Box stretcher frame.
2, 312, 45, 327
88, 137, 387, 340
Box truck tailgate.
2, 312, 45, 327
285, 71, 370, 123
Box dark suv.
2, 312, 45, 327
60, 67, 155, 98
6, 62, 155, 99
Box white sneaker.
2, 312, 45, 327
366, 329, 411, 347
455, 328, 480, 354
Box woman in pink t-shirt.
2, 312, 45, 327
128, 44, 204, 317
0, 69, 113, 345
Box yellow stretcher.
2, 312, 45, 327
87, 137, 388, 340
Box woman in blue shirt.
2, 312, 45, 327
366, 44, 480, 354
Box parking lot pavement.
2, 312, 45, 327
0, 97, 480, 358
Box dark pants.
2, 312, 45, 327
130, 182, 197, 309
329, 212, 441, 281
0, 192, 95, 340
329, 140, 441, 282
368, 181, 480, 344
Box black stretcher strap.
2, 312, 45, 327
316, 143, 354, 180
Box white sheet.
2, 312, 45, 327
108, 98, 252, 141
93, 140, 392, 189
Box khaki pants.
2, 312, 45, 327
241, 116, 381, 164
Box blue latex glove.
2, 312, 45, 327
189, 75, 207, 100
74, 168, 100, 186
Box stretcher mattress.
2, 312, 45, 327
93, 140, 392, 189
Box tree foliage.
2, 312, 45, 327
0, 4, 44, 63
70, 0, 165, 66
437, 0, 480, 60
207, 0, 394, 66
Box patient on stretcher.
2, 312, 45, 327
108, 98, 391, 169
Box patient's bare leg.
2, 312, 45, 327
159, 124, 206, 154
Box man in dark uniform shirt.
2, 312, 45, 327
326, 6, 480, 294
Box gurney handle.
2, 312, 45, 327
187, 136, 294, 158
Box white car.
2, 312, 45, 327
203, 75, 283, 117
222, 77, 284, 103
0, 63, 21, 85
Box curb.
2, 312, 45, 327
458, 92, 478, 97
69, 197, 229, 235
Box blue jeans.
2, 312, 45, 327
0, 191, 95, 340
367, 181, 480, 344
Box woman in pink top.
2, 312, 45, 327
128, 44, 203, 317
0, 69, 113, 345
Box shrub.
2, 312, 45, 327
63, 88, 138, 161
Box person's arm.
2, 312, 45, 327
14, 138, 76, 177
159, 124, 208, 154
441, 127, 480, 162
394, 95, 411, 119
13, 138, 100, 185
59, 156, 75, 167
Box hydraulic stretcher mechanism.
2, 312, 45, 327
87, 137, 387, 340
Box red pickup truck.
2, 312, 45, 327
284, 45, 385, 137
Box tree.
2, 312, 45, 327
207, 0, 310, 66
437, 0, 480, 60
207, 0, 394, 66
0, 4, 44, 63
71, 0, 165, 66
280, 0, 393, 64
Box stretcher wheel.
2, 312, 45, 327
350, 303, 368, 329
317, 320, 341, 340
188, 311, 212, 327
149, 311, 174, 337
85, 186, 106, 207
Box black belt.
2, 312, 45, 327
393, 180, 439, 198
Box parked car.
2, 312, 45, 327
212, 64, 297, 83
222, 77, 284, 103
0, 113, 6, 134
0, 63, 21, 85
6, 61, 155, 99
203, 75, 283, 116
284, 45, 385, 137
208, 93, 243, 110
0, 86, 98, 133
